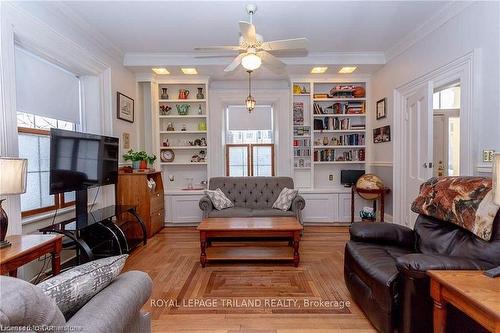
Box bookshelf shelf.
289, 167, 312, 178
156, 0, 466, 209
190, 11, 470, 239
313, 114, 365, 117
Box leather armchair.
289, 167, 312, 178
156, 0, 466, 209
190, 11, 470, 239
344, 213, 500, 333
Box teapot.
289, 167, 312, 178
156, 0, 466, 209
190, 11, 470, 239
176, 104, 190, 115
178, 89, 190, 99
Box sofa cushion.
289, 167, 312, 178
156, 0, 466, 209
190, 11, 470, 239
205, 188, 234, 210
0, 276, 66, 327
272, 187, 298, 211
37, 255, 127, 318
345, 241, 413, 311
208, 207, 253, 218
250, 208, 295, 218
208, 207, 295, 219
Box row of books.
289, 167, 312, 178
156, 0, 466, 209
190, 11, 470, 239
294, 147, 311, 157
293, 126, 311, 136
313, 102, 365, 115
324, 134, 365, 146
293, 138, 311, 147
314, 118, 352, 131
314, 148, 366, 162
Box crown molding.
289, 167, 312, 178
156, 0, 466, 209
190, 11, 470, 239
124, 51, 386, 67
8, 2, 124, 66
385, 1, 472, 62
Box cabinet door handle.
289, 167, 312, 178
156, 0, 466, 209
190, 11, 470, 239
156, 193, 160, 197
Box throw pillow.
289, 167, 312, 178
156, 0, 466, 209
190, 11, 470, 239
0, 276, 66, 327
37, 254, 128, 318
273, 187, 298, 211
205, 188, 234, 210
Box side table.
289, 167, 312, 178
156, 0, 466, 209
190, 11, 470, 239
0, 234, 63, 278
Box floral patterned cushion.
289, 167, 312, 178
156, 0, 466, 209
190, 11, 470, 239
37, 255, 127, 318
205, 188, 234, 210
411, 177, 499, 241
272, 187, 298, 211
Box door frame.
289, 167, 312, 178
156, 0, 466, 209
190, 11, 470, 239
393, 50, 479, 226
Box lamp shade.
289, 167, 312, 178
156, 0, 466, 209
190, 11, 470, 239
494, 153, 500, 206
0, 158, 27, 195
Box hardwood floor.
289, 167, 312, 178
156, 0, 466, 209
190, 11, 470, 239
124, 226, 375, 333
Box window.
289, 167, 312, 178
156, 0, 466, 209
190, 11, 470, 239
433, 85, 460, 109
15, 47, 80, 218
225, 105, 274, 176
17, 114, 76, 217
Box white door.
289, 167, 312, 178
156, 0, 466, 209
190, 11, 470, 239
404, 82, 433, 227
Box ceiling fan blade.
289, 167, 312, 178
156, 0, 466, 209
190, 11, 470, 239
258, 51, 286, 70
261, 38, 308, 51
224, 53, 246, 72
194, 46, 242, 51
195, 54, 239, 59
239, 21, 256, 43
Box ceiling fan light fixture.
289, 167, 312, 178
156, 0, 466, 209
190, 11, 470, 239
339, 66, 357, 74
242, 53, 262, 71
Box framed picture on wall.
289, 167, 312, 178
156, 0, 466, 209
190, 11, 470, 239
117, 92, 134, 123
376, 98, 386, 120
373, 125, 391, 143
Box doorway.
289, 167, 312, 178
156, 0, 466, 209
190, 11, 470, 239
393, 52, 476, 227
433, 83, 461, 177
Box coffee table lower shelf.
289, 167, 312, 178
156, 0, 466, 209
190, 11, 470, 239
206, 246, 294, 261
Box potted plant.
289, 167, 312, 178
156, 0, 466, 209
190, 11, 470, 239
123, 149, 149, 170
147, 154, 157, 168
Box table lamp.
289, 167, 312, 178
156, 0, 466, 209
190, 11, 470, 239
0, 157, 27, 248
494, 153, 500, 206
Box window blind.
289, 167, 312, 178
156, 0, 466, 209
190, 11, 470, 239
227, 105, 272, 131
15, 47, 80, 124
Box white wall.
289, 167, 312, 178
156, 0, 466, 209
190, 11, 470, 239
369, 1, 500, 215
208, 80, 291, 177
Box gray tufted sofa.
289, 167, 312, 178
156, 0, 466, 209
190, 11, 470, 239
199, 177, 305, 224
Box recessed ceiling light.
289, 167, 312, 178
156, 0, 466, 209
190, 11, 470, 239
152, 67, 170, 75
181, 68, 198, 75
311, 67, 328, 74
338, 66, 357, 74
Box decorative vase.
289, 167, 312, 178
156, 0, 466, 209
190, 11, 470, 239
176, 104, 190, 115
198, 120, 207, 131
323, 137, 329, 145
198, 104, 203, 115
132, 161, 141, 169
161, 88, 169, 99
178, 89, 189, 99
196, 87, 204, 99
139, 160, 147, 169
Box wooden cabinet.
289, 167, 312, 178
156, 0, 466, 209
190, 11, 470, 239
116, 171, 165, 238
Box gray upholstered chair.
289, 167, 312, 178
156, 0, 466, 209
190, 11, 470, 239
0, 271, 152, 333
199, 177, 305, 224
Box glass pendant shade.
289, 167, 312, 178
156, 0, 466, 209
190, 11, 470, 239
246, 95, 256, 112
242, 53, 262, 71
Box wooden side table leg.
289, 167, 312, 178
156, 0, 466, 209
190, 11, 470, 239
51, 238, 62, 276
433, 299, 447, 333
293, 231, 300, 267
200, 231, 207, 268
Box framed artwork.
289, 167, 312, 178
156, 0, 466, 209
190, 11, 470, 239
117, 92, 134, 123
376, 98, 386, 120
122, 132, 130, 149
373, 125, 391, 143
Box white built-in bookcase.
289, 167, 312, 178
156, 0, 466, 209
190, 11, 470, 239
291, 80, 367, 189
156, 81, 209, 190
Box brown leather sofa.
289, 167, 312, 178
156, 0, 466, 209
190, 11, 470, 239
344, 212, 500, 333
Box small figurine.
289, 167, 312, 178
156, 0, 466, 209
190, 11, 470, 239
323, 137, 329, 146
200, 138, 207, 146
160, 105, 171, 115
181, 124, 187, 131
198, 150, 206, 162
162, 139, 170, 147
166, 122, 175, 131
198, 104, 203, 115
191, 154, 199, 162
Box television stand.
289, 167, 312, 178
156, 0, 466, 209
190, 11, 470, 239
40, 205, 146, 264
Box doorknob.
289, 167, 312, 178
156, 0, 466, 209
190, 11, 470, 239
423, 163, 428, 168
428, 162, 433, 168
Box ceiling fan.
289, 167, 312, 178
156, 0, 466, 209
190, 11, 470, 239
194, 4, 308, 72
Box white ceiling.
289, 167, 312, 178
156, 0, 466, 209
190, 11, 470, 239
56, 1, 453, 78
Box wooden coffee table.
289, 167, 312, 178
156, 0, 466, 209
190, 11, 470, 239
197, 217, 303, 267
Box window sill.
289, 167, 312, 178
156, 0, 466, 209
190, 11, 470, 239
22, 205, 76, 226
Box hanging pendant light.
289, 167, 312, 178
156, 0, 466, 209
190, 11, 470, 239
245, 70, 256, 112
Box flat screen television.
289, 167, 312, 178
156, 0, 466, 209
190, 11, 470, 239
341, 170, 365, 187
49, 129, 119, 195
